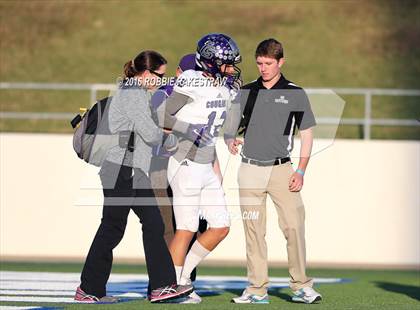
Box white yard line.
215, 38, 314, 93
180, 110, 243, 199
0, 271, 148, 282
0, 290, 73, 296
0, 271, 343, 305
0, 290, 143, 298
0, 271, 342, 284
0, 307, 54, 310
0, 296, 81, 303
1, 281, 82, 290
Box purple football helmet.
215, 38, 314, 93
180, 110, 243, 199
196, 33, 241, 89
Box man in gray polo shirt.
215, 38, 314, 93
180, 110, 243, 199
226, 38, 322, 304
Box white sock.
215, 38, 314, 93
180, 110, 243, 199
175, 265, 183, 284
179, 241, 210, 285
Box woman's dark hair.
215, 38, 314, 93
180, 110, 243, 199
123, 50, 167, 78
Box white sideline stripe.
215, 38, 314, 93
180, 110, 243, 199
0, 271, 342, 284
0, 296, 79, 303
115, 292, 144, 298
0, 290, 143, 298
196, 275, 342, 283
0, 271, 148, 282
0, 290, 72, 296
0, 282, 146, 290
0, 307, 48, 310
1, 281, 82, 290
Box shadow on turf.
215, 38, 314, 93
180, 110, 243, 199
269, 288, 292, 302
375, 281, 420, 301
224, 288, 292, 302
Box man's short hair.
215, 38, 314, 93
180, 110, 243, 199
255, 38, 283, 60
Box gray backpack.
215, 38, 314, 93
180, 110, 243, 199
71, 97, 128, 166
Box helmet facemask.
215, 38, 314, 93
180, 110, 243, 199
219, 56, 241, 89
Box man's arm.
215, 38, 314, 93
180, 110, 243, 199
297, 127, 313, 172
289, 127, 313, 192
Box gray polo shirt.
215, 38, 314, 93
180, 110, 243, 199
239, 74, 316, 161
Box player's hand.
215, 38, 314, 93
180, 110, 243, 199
232, 76, 243, 91
162, 133, 178, 152
289, 172, 304, 192
227, 138, 243, 155
152, 133, 178, 157
187, 123, 212, 147
229, 77, 243, 100
187, 123, 207, 140
198, 130, 214, 147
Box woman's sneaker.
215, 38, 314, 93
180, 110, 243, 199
150, 283, 193, 303
292, 287, 322, 304
232, 289, 269, 304
179, 291, 202, 304
74, 287, 119, 303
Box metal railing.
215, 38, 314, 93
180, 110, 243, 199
1, 82, 419, 140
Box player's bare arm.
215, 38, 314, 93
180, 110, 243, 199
157, 91, 191, 132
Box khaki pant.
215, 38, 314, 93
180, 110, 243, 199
238, 161, 313, 294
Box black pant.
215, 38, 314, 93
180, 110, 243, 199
80, 161, 176, 298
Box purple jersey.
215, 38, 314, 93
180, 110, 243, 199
150, 84, 174, 111
150, 84, 176, 157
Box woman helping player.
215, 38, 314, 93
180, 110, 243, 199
75, 51, 193, 304
157, 33, 242, 303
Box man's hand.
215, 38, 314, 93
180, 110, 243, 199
289, 172, 304, 192
227, 138, 243, 155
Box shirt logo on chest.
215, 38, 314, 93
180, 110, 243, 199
274, 96, 289, 104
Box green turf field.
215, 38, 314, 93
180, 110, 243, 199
1, 262, 419, 309
0, 1, 419, 138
